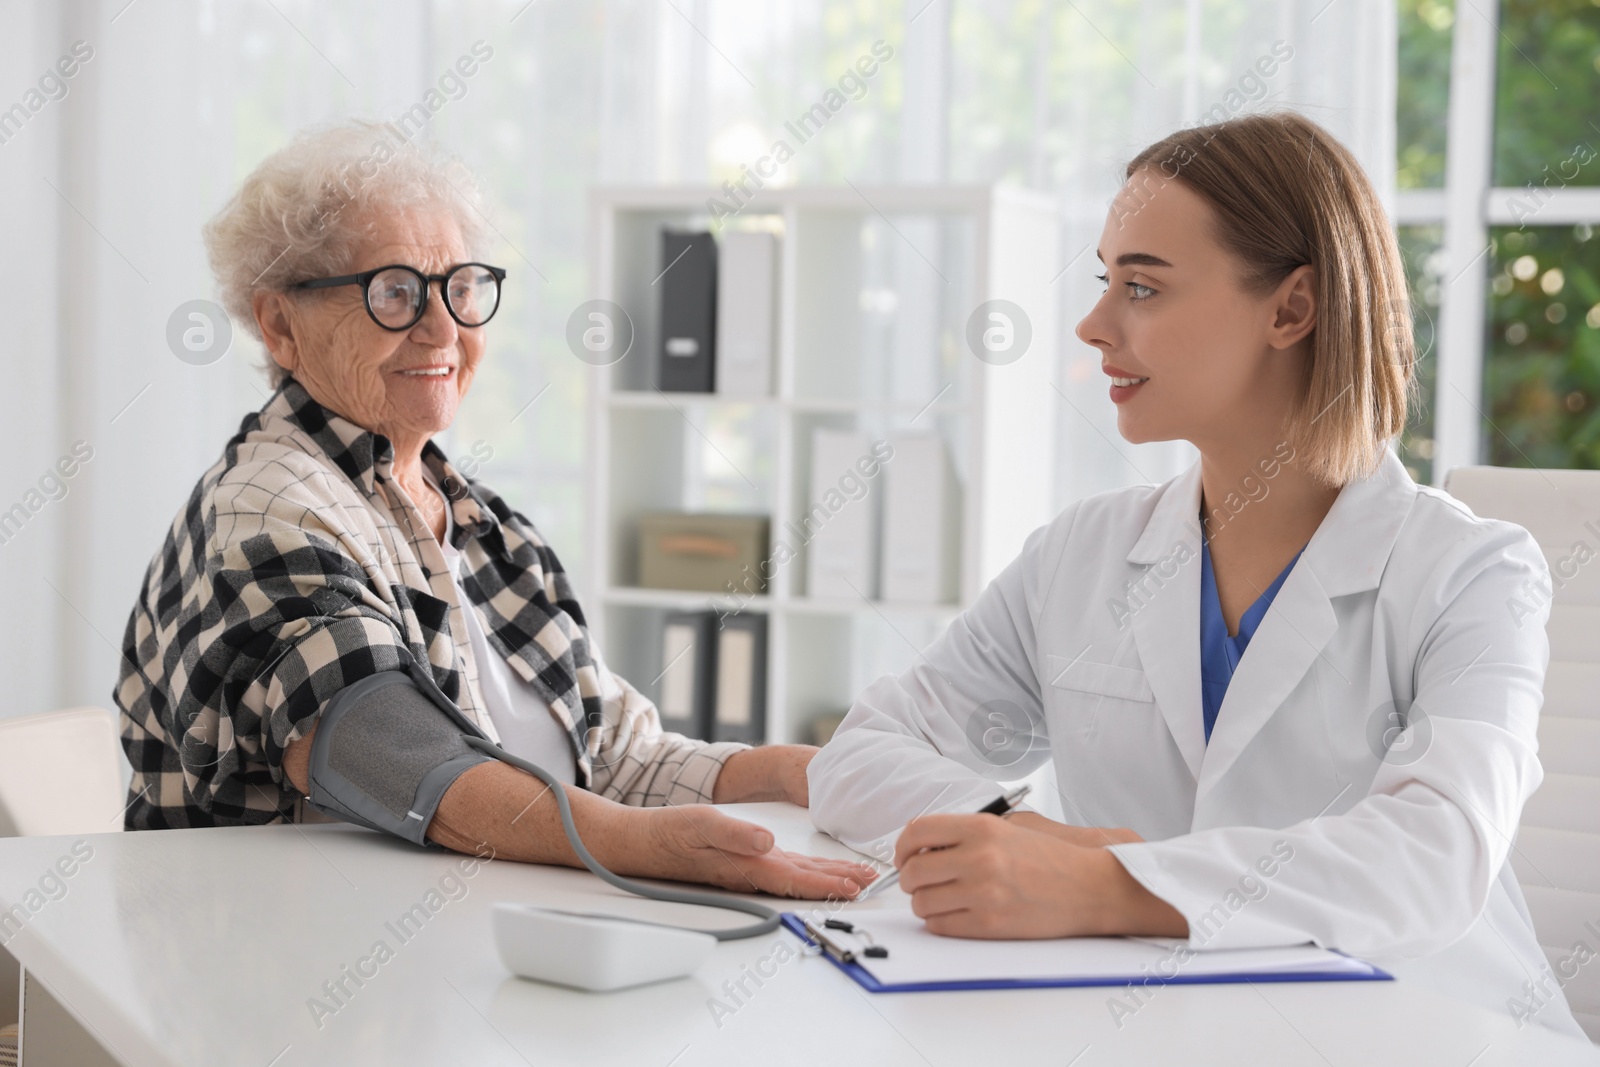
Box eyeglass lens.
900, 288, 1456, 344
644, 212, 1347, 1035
366, 265, 500, 329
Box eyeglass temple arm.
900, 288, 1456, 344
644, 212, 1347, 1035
290, 274, 368, 291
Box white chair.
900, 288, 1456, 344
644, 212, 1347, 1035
0, 707, 126, 838
1445, 465, 1600, 1041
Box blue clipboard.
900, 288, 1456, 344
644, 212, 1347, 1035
780, 913, 1392, 993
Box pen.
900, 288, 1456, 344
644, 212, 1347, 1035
853, 784, 1032, 902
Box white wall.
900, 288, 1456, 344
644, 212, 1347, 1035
0, 3, 441, 718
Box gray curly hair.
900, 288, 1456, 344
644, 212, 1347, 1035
202, 120, 490, 386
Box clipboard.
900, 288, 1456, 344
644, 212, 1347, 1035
780, 913, 1393, 993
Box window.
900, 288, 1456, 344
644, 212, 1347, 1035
1397, 0, 1600, 480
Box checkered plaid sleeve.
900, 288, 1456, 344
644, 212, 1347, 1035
207, 486, 414, 786
583, 645, 750, 808
118, 455, 422, 826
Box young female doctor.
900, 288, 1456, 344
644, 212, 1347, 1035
807, 112, 1581, 1037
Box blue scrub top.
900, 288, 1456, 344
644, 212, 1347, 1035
1199, 530, 1305, 743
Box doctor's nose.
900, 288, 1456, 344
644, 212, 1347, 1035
1076, 296, 1117, 351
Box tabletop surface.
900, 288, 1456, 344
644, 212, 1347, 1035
0, 803, 1595, 1067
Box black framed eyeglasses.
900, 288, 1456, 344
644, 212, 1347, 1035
290, 262, 507, 331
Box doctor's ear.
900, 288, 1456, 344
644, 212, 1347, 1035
1265, 264, 1317, 350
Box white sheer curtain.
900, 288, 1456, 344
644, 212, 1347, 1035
0, 0, 1394, 720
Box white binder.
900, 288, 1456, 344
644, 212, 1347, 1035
714, 231, 778, 397
657, 612, 713, 739
805, 429, 879, 600
881, 432, 959, 604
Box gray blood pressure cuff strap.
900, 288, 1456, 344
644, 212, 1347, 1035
305, 669, 494, 847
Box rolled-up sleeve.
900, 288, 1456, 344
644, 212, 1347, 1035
584, 646, 749, 806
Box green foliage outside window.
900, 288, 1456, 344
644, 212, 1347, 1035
1397, 0, 1453, 189
1493, 0, 1600, 189
1484, 224, 1600, 468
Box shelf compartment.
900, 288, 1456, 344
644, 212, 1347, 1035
587, 185, 1061, 746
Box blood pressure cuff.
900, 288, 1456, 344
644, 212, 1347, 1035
305, 669, 495, 847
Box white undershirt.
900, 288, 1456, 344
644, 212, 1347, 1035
429, 478, 578, 786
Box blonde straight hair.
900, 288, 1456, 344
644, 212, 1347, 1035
1125, 112, 1414, 488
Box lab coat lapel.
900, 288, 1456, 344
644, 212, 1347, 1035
1125, 461, 1208, 783
1194, 449, 1419, 801
1194, 562, 1338, 800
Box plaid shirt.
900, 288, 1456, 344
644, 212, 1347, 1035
116, 379, 747, 830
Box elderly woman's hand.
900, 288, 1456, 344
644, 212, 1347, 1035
418, 756, 874, 900
633, 803, 876, 899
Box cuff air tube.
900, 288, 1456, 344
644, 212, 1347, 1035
458, 734, 781, 941
306, 667, 783, 939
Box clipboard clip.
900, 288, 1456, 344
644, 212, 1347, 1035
800, 919, 856, 965
800, 918, 889, 962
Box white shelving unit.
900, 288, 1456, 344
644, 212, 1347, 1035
584, 184, 1061, 745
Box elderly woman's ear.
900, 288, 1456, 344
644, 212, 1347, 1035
252, 289, 300, 378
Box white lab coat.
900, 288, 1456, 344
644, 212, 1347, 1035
809, 449, 1583, 1038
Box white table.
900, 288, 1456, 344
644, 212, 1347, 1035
0, 804, 1595, 1067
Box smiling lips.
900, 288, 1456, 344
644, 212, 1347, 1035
398, 366, 453, 378
1103, 364, 1149, 403
1103, 365, 1149, 385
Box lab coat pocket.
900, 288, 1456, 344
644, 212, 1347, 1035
1045, 656, 1154, 734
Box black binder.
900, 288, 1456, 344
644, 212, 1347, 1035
657, 611, 717, 740
712, 613, 768, 745
658, 230, 718, 392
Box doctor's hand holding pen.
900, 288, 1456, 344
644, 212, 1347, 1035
890, 810, 1187, 941
1004, 812, 1146, 848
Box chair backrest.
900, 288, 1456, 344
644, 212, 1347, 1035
1444, 465, 1600, 1040
0, 707, 126, 838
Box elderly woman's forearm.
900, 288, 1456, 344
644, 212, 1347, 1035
424, 760, 625, 865
284, 730, 625, 866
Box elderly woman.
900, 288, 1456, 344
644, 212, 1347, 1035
115, 121, 873, 900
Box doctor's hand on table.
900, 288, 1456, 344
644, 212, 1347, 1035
893, 812, 1189, 940
285, 730, 874, 900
